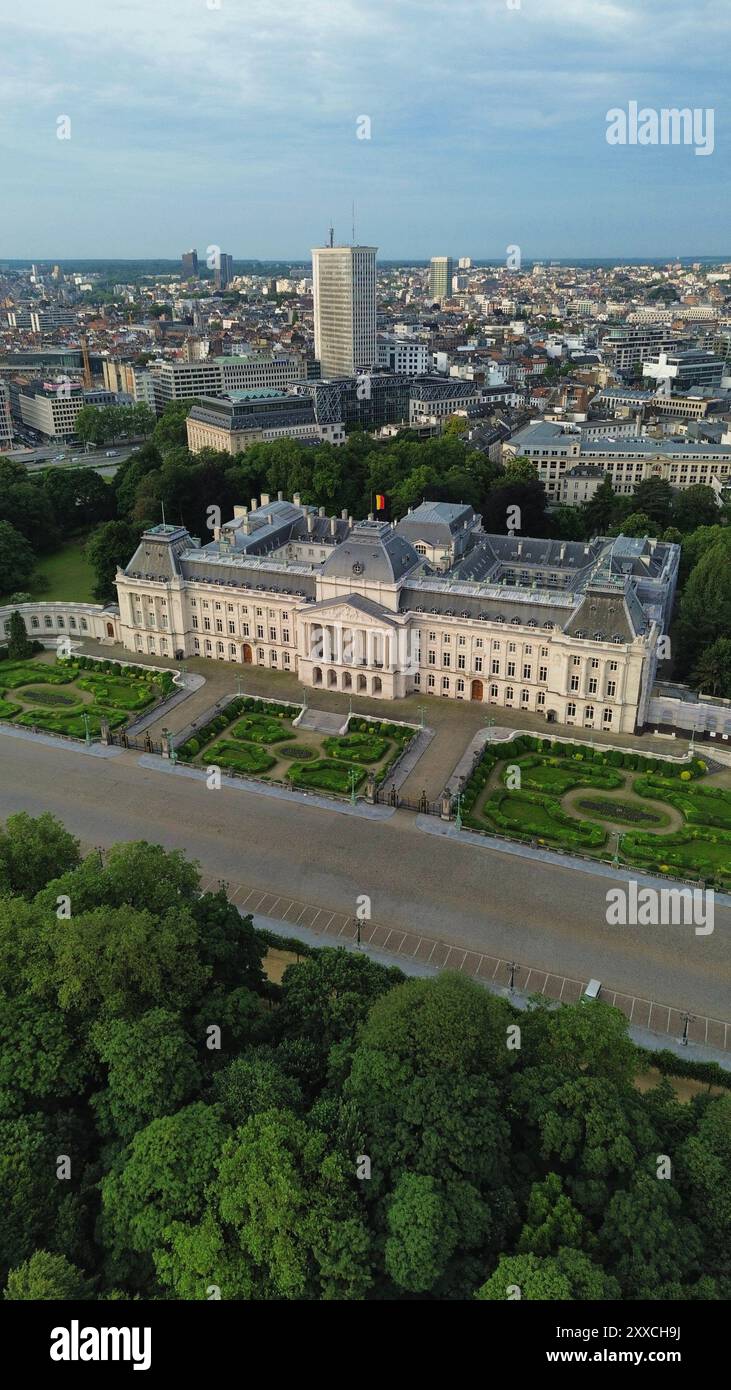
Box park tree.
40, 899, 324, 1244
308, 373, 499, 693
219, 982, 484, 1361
0, 520, 35, 592
0, 811, 80, 899
6, 610, 33, 660
99, 1103, 230, 1292
582, 476, 619, 534
674, 537, 731, 677
4, 1250, 93, 1301
613, 510, 653, 538
631, 477, 674, 528
89, 1010, 202, 1142
476, 1248, 619, 1301
212, 1048, 304, 1125
516, 1173, 590, 1256
598, 1169, 702, 1299
215, 1109, 372, 1300
85, 519, 143, 601
671, 484, 721, 533
692, 637, 731, 698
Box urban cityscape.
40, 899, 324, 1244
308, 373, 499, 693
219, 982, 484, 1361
0, 0, 729, 1349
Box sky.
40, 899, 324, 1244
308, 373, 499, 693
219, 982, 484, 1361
2, 0, 730, 261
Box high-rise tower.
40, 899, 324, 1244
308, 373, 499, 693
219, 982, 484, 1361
311, 242, 377, 378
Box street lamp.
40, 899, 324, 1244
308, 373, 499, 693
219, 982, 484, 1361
454, 791, 464, 832
348, 768, 358, 806
82, 711, 91, 746
681, 1011, 694, 1046
508, 960, 517, 993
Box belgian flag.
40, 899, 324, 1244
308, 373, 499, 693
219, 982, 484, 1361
375, 493, 386, 512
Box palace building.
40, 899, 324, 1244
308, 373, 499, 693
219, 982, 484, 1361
114, 499, 680, 734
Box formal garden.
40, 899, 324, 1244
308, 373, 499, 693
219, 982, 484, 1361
0, 652, 175, 737
176, 699, 415, 795
460, 734, 731, 888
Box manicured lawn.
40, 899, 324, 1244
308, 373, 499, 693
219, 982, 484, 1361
16, 538, 96, 604
286, 759, 367, 794
230, 713, 290, 744
178, 699, 416, 798
481, 788, 606, 849
622, 829, 731, 885
205, 739, 277, 776
323, 733, 389, 764
461, 734, 731, 884
516, 756, 624, 795
0, 654, 173, 737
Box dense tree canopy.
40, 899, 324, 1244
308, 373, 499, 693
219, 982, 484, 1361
0, 812, 728, 1301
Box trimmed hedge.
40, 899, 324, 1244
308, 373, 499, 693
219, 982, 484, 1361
646, 1048, 731, 1092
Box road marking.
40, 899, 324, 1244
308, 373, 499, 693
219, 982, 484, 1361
217, 874, 730, 1053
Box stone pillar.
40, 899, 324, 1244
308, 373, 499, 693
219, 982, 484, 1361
100, 717, 110, 746
440, 791, 453, 821
366, 769, 376, 803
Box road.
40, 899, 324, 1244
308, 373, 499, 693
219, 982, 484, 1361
1, 735, 729, 1021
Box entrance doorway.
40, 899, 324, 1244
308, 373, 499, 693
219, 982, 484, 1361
470, 679, 484, 701
242, 643, 253, 664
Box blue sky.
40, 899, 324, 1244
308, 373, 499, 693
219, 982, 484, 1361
2, 0, 729, 259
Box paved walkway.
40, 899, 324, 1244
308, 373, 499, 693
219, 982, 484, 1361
199, 869, 731, 1060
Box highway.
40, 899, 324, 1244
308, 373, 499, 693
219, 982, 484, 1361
1, 734, 729, 1021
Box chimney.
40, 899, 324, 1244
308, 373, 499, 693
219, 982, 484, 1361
330, 516, 337, 536
318, 506, 325, 518
250, 498, 257, 511
233, 504, 248, 519
341, 508, 348, 520
348, 515, 353, 528
306, 512, 314, 534
293, 492, 301, 507
368, 512, 374, 521
277, 491, 283, 501
260, 493, 270, 506
213, 526, 221, 542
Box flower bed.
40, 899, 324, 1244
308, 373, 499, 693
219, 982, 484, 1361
573, 796, 671, 827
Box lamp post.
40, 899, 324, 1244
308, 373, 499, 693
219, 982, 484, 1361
681, 1011, 694, 1046
348, 768, 358, 806
454, 791, 464, 832
82, 711, 91, 746
417, 704, 426, 730
508, 960, 517, 993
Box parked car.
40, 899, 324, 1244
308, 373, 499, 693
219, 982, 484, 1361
582, 979, 602, 1002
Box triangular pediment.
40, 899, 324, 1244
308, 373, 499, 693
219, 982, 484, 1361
305, 593, 401, 627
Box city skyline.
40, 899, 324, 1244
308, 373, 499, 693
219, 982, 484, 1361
2, 0, 729, 259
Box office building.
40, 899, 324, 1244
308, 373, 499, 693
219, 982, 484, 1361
429, 256, 454, 304
185, 390, 345, 454
0, 382, 13, 449
155, 353, 307, 405
214, 253, 234, 291
642, 349, 727, 393
311, 244, 377, 378
181, 249, 199, 278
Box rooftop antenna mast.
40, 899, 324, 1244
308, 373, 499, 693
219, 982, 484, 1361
352, 202, 356, 245
329, 223, 334, 248
161, 499, 166, 528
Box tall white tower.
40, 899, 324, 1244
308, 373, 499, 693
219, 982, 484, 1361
311, 243, 377, 378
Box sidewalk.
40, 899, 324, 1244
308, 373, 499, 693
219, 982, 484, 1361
195, 869, 731, 1067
